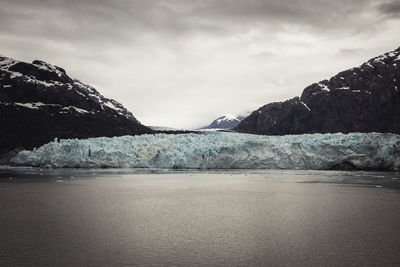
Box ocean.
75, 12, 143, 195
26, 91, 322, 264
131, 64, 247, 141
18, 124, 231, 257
1, 168, 399, 266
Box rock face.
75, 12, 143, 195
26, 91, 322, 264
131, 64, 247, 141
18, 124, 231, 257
199, 114, 246, 130
0, 56, 152, 159
235, 47, 400, 135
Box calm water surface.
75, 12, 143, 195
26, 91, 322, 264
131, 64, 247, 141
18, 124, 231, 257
0, 167, 399, 266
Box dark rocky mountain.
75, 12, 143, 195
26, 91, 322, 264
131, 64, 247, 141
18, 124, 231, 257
0, 56, 152, 162
235, 47, 400, 135
199, 114, 246, 130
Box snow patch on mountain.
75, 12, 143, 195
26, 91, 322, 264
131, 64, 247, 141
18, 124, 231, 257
300, 101, 311, 111
72, 79, 137, 121
0, 101, 93, 114
216, 114, 238, 123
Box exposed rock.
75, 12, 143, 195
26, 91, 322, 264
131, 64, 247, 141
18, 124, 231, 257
0, 56, 152, 159
235, 47, 400, 135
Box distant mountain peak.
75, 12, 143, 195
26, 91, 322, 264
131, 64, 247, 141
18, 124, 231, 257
199, 113, 247, 130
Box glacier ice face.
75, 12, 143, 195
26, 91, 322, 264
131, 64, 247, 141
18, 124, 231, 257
10, 132, 400, 170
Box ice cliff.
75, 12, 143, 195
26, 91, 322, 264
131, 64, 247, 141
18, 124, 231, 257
10, 132, 400, 170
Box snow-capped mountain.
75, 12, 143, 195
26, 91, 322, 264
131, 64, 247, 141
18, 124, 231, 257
0, 57, 139, 121
199, 114, 246, 130
236, 47, 400, 135
0, 56, 152, 161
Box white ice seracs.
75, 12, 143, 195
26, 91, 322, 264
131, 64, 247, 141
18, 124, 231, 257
10, 132, 400, 170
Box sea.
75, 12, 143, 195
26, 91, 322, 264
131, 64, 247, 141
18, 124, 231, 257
0, 167, 399, 266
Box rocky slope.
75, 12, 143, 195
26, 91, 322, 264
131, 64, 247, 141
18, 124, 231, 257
235, 47, 400, 135
0, 56, 152, 161
199, 114, 246, 130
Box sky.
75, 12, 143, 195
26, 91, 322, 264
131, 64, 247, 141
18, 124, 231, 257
0, 0, 400, 129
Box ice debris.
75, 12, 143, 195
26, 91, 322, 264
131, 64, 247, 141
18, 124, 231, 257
10, 132, 400, 170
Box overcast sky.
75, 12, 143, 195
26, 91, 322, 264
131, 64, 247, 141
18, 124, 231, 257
1, 0, 399, 129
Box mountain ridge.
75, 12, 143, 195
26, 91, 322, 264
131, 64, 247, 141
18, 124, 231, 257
0, 56, 152, 161
235, 47, 400, 135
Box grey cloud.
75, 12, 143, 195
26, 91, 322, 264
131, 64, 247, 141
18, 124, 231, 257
0, 0, 391, 42
191, 0, 369, 25
379, 0, 400, 16
338, 48, 363, 56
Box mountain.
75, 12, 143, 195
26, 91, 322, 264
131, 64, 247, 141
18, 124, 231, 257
235, 47, 400, 135
0, 56, 152, 162
199, 114, 246, 130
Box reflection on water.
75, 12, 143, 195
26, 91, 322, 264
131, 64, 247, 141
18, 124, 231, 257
1, 166, 400, 189
0, 167, 399, 266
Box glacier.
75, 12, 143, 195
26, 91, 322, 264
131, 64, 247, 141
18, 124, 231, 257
10, 132, 400, 170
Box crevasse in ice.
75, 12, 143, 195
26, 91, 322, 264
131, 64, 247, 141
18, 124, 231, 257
10, 132, 400, 170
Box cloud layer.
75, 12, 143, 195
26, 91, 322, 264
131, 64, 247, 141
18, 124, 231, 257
1, 0, 399, 128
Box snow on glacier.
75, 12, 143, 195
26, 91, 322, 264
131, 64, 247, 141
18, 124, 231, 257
10, 132, 400, 170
